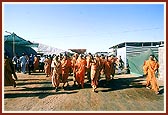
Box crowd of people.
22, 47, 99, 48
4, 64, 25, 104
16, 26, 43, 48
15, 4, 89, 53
4, 53, 40, 88
4, 52, 125, 92
42, 53, 124, 92
12, 53, 40, 75
4, 52, 160, 94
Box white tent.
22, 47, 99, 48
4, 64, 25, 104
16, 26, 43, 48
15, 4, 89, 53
36, 43, 67, 55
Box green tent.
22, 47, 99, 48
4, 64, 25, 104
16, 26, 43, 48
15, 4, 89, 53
4, 33, 38, 58
127, 48, 158, 75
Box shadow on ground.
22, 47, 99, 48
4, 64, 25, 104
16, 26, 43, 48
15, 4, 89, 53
98, 75, 145, 92
4, 90, 78, 99
4, 74, 164, 99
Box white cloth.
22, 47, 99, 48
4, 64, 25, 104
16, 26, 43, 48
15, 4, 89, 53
20, 56, 27, 73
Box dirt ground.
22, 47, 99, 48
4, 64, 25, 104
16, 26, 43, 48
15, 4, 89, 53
3, 71, 165, 112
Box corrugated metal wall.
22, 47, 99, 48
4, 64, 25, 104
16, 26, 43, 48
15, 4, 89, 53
126, 46, 159, 57
115, 43, 162, 69
158, 47, 165, 80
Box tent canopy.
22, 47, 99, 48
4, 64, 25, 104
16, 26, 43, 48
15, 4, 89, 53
4, 33, 38, 46
37, 43, 67, 55
5, 43, 37, 58
4, 33, 38, 58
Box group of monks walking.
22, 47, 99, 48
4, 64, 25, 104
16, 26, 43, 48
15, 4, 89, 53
43, 53, 118, 92
4, 52, 160, 95
35, 53, 161, 94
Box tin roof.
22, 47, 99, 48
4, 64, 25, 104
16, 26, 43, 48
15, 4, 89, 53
109, 41, 164, 49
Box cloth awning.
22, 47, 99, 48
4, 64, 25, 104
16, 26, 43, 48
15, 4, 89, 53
4, 33, 38, 47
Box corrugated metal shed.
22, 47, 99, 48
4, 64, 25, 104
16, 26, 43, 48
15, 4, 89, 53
109, 41, 164, 58
109, 41, 164, 75
109, 41, 164, 49
126, 46, 159, 57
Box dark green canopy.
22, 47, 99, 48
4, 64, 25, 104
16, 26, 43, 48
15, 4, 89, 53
4, 33, 38, 46
4, 33, 38, 58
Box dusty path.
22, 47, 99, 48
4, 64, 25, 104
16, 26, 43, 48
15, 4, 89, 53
3, 72, 164, 112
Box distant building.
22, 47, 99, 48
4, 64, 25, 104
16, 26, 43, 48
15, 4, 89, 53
95, 52, 109, 56
68, 49, 86, 54
109, 41, 164, 76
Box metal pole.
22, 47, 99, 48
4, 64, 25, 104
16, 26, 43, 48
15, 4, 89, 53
5, 31, 15, 57
12, 32, 15, 57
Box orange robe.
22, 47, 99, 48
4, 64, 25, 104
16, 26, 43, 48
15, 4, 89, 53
95, 57, 101, 70
104, 60, 111, 81
4, 58, 17, 86
34, 56, 39, 71
86, 56, 91, 69
110, 57, 117, 77
71, 57, 77, 73
75, 58, 86, 88
52, 60, 62, 88
61, 59, 71, 83
71, 57, 77, 81
95, 57, 101, 80
90, 60, 99, 89
86, 56, 91, 80
143, 59, 159, 93
44, 58, 51, 76
67, 58, 72, 73
100, 58, 105, 75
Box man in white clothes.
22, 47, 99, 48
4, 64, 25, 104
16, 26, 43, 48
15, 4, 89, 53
19, 53, 27, 74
